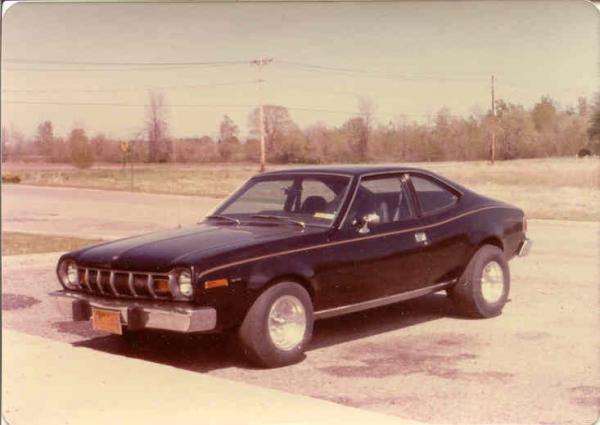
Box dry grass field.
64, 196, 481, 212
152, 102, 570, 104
3, 157, 599, 221
1, 232, 103, 256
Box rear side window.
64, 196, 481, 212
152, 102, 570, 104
410, 175, 458, 214
345, 175, 413, 226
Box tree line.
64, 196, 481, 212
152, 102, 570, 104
2, 93, 599, 168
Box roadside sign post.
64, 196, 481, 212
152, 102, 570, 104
120, 141, 134, 191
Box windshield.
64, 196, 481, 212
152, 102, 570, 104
213, 174, 352, 227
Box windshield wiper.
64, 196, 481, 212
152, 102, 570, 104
205, 214, 240, 225
250, 214, 306, 229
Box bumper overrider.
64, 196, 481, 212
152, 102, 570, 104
50, 290, 217, 333
517, 238, 532, 257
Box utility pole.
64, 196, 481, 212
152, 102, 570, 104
490, 75, 496, 164
250, 58, 272, 172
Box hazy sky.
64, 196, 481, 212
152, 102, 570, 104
2, 1, 599, 140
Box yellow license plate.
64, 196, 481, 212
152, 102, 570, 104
92, 308, 122, 335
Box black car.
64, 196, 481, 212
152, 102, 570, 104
52, 166, 531, 367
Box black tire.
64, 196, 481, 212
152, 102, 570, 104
238, 281, 314, 368
448, 245, 510, 318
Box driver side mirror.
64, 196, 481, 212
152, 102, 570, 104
352, 213, 380, 234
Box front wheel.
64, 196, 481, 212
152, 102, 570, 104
238, 281, 313, 368
448, 245, 510, 318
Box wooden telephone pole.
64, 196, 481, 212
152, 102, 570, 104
490, 75, 496, 164
250, 58, 273, 172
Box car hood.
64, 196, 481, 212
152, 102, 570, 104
73, 223, 317, 272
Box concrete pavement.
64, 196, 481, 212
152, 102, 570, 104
3, 330, 420, 425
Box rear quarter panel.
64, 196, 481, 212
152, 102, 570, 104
463, 201, 525, 261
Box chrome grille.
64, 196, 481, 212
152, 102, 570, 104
113, 273, 131, 296
76, 267, 173, 299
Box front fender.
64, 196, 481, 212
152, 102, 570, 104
246, 256, 316, 296
195, 254, 317, 330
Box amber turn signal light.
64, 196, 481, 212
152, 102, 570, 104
154, 279, 170, 294
205, 278, 229, 289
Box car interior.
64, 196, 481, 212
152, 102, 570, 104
347, 187, 413, 226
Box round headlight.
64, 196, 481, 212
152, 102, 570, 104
59, 260, 79, 289
178, 270, 193, 297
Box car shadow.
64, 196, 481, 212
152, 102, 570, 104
72, 292, 459, 373
310, 292, 457, 350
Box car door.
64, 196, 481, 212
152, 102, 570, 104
317, 173, 432, 308
406, 173, 470, 285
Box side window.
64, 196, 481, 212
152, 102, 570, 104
301, 179, 335, 202
346, 175, 413, 226
298, 178, 337, 216
223, 179, 292, 214
410, 175, 458, 214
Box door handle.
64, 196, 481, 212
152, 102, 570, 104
414, 232, 429, 245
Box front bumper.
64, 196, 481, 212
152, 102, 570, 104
50, 290, 217, 333
517, 238, 532, 257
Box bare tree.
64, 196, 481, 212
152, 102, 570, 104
532, 96, 557, 132
248, 105, 298, 161
219, 115, 239, 141
35, 120, 54, 157
342, 117, 369, 162
68, 128, 95, 168
218, 115, 240, 161
356, 96, 376, 161
588, 96, 600, 154
145, 91, 170, 162
1, 126, 9, 163
577, 97, 589, 117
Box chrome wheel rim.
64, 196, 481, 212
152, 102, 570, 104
480, 261, 504, 303
268, 295, 307, 351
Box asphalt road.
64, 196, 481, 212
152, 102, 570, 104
2, 185, 599, 424
1, 184, 217, 239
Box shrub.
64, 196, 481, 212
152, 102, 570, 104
2, 172, 21, 183
68, 128, 95, 169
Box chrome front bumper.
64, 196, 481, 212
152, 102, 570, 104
517, 238, 532, 257
50, 290, 217, 333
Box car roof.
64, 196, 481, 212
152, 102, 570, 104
260, 165, 441, 177
259, 165, 472, 196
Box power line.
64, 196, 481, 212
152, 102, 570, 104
277, 60, 367, 74
285, 105, 429, 118
4, 56, 489, 80
3, 100, 255, 108
3, 99, 431, 118
1, 63, 246, 72
3, 58, 250, 66
274, 61, 490, 81
1, 80, 258, 93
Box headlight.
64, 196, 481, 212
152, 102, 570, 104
177, 270, 193, 298
58, 260, 79, 289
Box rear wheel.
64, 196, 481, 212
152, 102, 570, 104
448, 245, 510, 318
238, 281, 313, 368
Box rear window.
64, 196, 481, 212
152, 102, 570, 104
411, 175, 458, 214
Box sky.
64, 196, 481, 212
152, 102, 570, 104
1, 0, 599, 140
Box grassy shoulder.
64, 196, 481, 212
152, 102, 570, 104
2, 163, 257, 198
3, 157, 599, 221
2, 232, 103, 256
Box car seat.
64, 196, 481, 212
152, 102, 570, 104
301, 196, 327, 214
